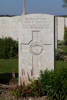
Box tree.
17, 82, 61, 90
63, 0, 67, 7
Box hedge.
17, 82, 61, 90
0, 37, 18, 59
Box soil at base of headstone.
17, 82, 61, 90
0, 86, 48, 100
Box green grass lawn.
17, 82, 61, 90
0, 58, 18, 73
0, 58, 18, 84
56, 61, 67, 70
0, 58, 67, 73
0, 58, 67, 84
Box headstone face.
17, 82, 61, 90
55, 17, 58, 49
57, 17, 64, 40
19, 14, 55, 85
65, 17, 67, 27
0, 16, 20, 40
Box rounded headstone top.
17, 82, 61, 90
18, 13, 54, 45
19, 14, 54, 22
19, 14, 54, 30
22, 13, 54, 17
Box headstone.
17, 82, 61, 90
65, 17, 67, 27
55, 17, 58, 49
19, 14, 55, 85
0, 16, 20, 40
57, 17, 64, 40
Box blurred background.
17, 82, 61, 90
0, 0, 67, 16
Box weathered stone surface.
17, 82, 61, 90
55, 17, 65, 49
57, 17, 64, 40
0, 16, 20, 40
65, 17, 67, 27
19, 14, 55, 85
55, 17, 58, 49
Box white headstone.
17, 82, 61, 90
19, 14, 55, 85
0, 16, 20, 40
55, 17, 58, 49
57, 17, 64, 40
65, 17, 67, 27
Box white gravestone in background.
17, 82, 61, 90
65, 17, 67, 27
55, 17, 58, 49
0, 16, 20, 40
57, 17, 64, 40
19, 14, 55, 85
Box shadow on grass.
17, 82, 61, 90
0, 73, 18, 84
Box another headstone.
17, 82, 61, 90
57, 17, 64, 40
19, 14, 55, 85
65, 17, 67, 27
55, 17, 58, 49
0, 16, 20, 40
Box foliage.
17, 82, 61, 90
63, 0, 67, 4
12, 67, 67, 100
64, 39, 67, 45
38, 68, 67, 100
56, 48, 64, 61
0, 37, 18, 59
12, 81, 40, 97
63, 0, 67, 7
12, 85, 21, 99
58, 40, 64, 46
64, 27, 67, 40
64, 28, 67, 45
58, 45, 67, 54
65, 27, 67, 32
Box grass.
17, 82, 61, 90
0, 58, 67, 73
56, 61, 67, 70
0, 58, 18, 84
0, 58, 67, 84
0, 58, 18, 73
56, 43, 67, 70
